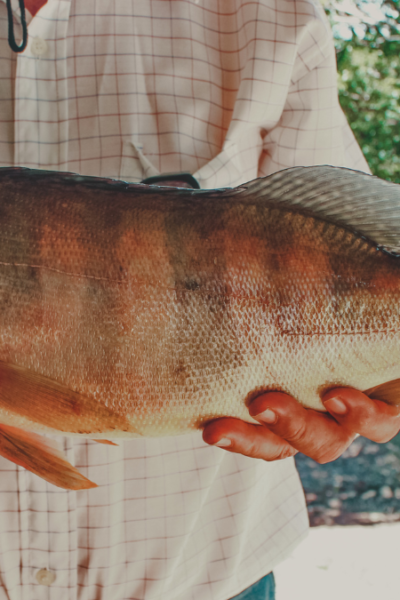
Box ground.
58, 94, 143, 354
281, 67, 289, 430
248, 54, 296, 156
295, 430, 400, 526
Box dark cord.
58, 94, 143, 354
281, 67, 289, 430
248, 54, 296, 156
6, 0, 28, 53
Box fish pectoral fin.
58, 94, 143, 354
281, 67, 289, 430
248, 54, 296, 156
0, 361, 134, 434
0, 424, 97, 490
364, 378, 400, 406
91, 439, 119, 446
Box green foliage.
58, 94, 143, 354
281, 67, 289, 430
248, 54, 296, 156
324, 0, 400, 182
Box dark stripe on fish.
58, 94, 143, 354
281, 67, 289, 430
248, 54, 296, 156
163, 194, 242, 383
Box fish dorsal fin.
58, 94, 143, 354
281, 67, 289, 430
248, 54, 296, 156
239, 166, 400, 254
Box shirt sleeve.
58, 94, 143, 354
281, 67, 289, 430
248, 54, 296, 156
258, 4, 371, 176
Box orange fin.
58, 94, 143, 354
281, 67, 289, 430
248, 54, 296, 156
364, 378, 400, 406
0, 424, 97, 490
91, 439, 119, 446
0, 361, 134, 434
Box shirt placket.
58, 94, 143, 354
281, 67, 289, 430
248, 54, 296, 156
13, 0, 70, 169
18, 438, 78, 600
5, 2, 78, 599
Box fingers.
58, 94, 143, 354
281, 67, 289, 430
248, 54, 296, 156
248, 392, 356, 463
322, 387, 400, 443
202, 391, 356, 464
203, 387, 400, 464
202, 417, 298, 461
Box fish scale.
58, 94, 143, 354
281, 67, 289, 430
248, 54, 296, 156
0, 166, 399, 489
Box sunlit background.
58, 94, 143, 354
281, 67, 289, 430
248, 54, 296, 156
324, 0, 400, 182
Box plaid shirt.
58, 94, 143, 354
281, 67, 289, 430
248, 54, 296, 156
0, 1, 369, 599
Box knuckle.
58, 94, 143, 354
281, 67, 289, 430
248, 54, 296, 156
235, 429, 265, 458
353, 415, 400, 443
370, 430, 398, 444
238, 431, 297, 462
354, 413, 375, 431
283, 419, 309, 445
273, 446, 298, 461
316, 450, 342, 464
244, 438, 263, 458
314, 438, 352, 464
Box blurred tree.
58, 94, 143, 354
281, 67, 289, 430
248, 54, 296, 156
323, 0, 400, 182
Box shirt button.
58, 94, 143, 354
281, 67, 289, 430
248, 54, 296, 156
35, 568, 56, 585
31, 37, 48, 56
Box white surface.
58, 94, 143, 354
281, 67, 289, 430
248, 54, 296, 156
274, 523, 400, 600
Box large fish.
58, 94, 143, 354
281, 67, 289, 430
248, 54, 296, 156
0, 165, 399, 490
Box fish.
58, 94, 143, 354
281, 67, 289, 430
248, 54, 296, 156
0, 165, 400, 490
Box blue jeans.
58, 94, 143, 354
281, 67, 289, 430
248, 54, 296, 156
229, 572, 275, 600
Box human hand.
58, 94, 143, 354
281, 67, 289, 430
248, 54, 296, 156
202, 388, 400, 463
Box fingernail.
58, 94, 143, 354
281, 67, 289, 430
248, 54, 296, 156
255, 408, 277, 424
214, 438, 232, 447
324, 398, 348, 415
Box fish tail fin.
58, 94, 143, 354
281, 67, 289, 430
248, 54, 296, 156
364, 378, 400, 406
0, 424, 97, 490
